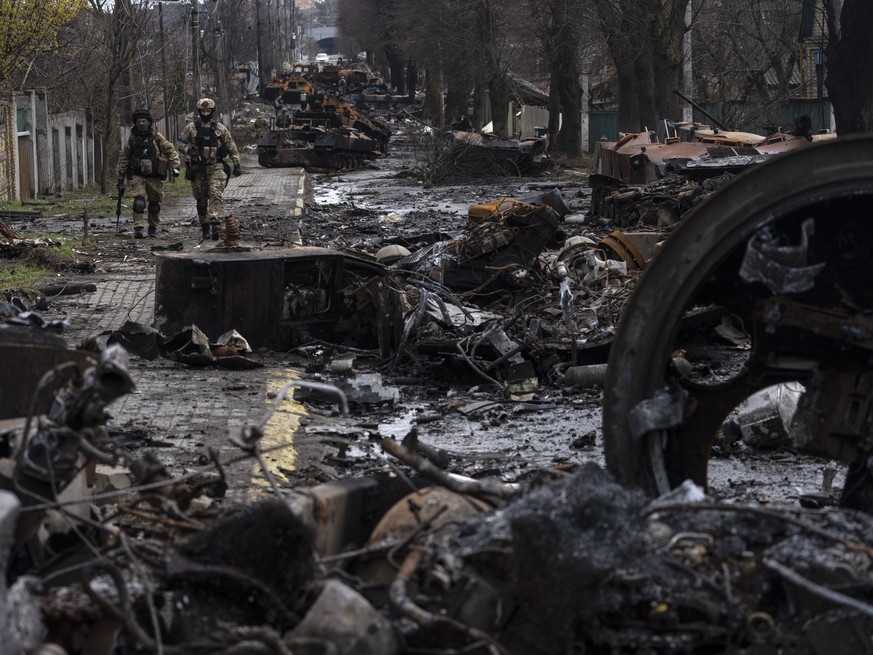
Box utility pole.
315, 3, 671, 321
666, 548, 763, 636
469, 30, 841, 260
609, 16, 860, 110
256, 0, 265, 94
191, 0, 202, 106
212, 0, 230, 123
159, 3, 174, 140
681, 0, 692, 123
279, 0, 287, 65
290, 0, 296, 62
266, 0, 274, 80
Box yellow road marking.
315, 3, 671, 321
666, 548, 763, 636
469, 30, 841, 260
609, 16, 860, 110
249, 369, 307, 499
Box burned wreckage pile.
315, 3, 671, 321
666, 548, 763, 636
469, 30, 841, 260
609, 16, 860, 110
256, 62, 393, 172
4, 125, 873, 654
4, 335, 873, 655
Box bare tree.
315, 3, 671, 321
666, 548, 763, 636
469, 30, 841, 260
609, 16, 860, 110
594, 0, 689, 133
337, 0, 407, 92
527, 0, 592, 155
692, 0, 804, 106
84, 0, 150, 193
379, 0, 516, 134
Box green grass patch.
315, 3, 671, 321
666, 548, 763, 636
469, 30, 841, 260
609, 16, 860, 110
0, 263, 49, 293
18, 233, 79, 258
1, 175, 192, 221
0, 233, 83, 294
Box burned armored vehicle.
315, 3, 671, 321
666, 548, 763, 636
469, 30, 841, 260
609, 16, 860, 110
257, 97, 391, 173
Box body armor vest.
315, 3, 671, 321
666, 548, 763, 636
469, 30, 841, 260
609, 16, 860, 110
194, 119, 220, 163
130, 131, 159, 177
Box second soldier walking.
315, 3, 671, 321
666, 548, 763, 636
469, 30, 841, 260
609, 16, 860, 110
178, 97, 241, 240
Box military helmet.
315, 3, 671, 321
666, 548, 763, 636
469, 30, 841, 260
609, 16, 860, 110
197, 97, 216, 111
131, 107, 153, 123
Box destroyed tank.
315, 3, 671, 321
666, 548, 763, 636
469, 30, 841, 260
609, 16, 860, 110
257, 100, 390, 173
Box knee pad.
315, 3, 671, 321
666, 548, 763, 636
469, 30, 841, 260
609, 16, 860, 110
133, 195, 146, 214
148, 199, 161, 215
196, 198, 208, 215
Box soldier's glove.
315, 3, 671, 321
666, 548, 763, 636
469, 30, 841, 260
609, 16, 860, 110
232, 164, 242, 177
170, 168, 179, 181
116, 179, 125, 193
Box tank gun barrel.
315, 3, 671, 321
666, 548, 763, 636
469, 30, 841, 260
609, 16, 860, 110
672, 88, 729, 131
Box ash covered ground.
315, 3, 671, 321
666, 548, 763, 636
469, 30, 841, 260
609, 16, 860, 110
0, 118, 865, 655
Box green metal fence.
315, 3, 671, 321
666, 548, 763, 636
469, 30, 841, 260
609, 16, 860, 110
694, 99, 833, 134
589, 111, 619, 152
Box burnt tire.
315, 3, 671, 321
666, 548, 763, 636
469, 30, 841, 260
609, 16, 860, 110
602, 135, 873, 496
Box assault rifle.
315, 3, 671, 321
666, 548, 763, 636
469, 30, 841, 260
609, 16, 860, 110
115, 178, 125, 233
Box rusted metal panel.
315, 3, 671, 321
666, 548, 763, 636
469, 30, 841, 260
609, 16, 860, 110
154, 247, 392, 351
0, 328, 95, 419
595, 127, 833, 184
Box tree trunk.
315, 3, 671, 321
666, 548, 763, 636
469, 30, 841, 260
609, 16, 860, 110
825, 0, 873, 133
597, 0, 687, 133
100, 78, 116, 195
406, 59, 417, 102
422, 67, 445, 129
472, 81, 486, 130
547, 68, 561, 138
384, 43, 405, 94
648, 0, 687, 132
537, 0, 582, 155
553, 60, 582, 155
445, 85, 468, 128
487, 77, 510, 136
476, 0, 509, 136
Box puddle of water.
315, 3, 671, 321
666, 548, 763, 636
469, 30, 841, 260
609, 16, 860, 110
314, 186, 346, 206
376, 407, 421, 439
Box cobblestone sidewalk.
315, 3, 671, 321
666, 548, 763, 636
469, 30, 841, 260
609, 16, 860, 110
42, 156, 324, 500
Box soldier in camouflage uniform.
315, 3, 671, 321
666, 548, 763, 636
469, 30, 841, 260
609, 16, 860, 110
116, 108, 180, 238
178, 97, 242, 240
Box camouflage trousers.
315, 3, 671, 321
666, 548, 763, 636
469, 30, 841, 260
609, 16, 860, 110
190, 164, 230, 225
127, 175, 165, 229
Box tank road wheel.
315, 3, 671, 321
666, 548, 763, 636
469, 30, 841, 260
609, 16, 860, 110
258, 151, 274, 168
603, 136, 873, 497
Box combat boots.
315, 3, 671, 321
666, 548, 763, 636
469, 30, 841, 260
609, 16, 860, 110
147, 225, 157, 238
201, 224, 210, 240
211, 223, 221, 240
134, 227, 145, 239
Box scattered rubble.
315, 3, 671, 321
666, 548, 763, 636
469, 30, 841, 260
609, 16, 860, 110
2, 116, 872, 655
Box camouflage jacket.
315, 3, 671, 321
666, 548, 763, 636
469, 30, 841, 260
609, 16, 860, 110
178, 118, 241, 169
117, 129, 180, 180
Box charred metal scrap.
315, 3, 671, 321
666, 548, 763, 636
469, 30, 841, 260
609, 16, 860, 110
591, 122, 836, 226
0, 300, 93, 420
152, 246, 401, 357
392, 190, 569, 296
590, 172, 736, 228
4, 251, 873, 654
374, 189, 644, 394
594, 122, 833, 186
447, 130, 550, 177
416, 130, 550, 185
4, 415, 873, 655
86, 321, 264, 369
